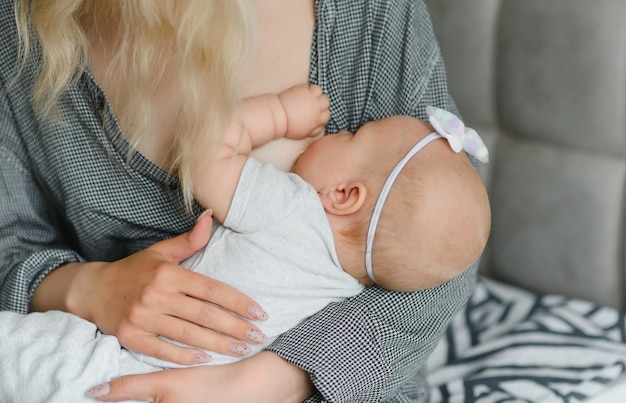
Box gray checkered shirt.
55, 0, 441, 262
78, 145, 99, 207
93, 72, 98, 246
0, 0, 477, 401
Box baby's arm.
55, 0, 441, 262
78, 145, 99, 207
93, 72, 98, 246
193, 84, 329, 223
237, 84, 329, 152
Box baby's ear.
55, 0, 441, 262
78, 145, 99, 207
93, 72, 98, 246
319, 182, 367, 215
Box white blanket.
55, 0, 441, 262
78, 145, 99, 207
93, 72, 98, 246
0, 310, 154, 403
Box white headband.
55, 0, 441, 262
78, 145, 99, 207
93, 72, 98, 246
363, 106, 488, 283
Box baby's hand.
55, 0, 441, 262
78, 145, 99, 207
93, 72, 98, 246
277, 84, 330, 139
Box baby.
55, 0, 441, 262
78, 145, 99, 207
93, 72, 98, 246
0, 84, 491, 403
144, 83, 492, 366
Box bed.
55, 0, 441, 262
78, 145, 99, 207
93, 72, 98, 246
425, 0, 626, 401
427, 278, 626, 402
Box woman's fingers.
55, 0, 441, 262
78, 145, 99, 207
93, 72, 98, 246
147, 212, 268, 322
140, 314, 261, 365
86, 373, 159, 402
174, 268, 268, 321
119, 327, 209, 366
139, 278, 267, 364
87, 366, 224, 403
168, 294, 266, 344
110, 266, 267, 365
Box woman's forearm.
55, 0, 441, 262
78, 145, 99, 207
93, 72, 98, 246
238, 351, 314, 402
88, 351, 314, 402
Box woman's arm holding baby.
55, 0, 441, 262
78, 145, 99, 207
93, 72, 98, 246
89, 352, 312, 403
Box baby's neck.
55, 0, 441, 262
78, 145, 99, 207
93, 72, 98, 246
328, 222, 373, 286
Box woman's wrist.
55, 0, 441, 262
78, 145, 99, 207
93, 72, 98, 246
29, 262, 77, 313
29, 261, 101, 321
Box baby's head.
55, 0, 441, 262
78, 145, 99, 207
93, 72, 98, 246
292, 112, 491, 292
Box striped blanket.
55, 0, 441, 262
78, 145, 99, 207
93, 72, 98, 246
427, 277, 626, 402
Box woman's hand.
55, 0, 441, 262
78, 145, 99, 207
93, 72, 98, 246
86, 351, 314, 403
31, 212, 269, 365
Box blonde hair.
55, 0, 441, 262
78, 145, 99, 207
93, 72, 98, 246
16, 0, 255, 209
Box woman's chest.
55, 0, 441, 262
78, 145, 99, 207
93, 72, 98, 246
245, 0, 318, 170
241, 0, 314, 96
92, 0, 316, 171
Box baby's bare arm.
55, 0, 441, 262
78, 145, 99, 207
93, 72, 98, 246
193, 84, 329, 223
234, 84, 329, 152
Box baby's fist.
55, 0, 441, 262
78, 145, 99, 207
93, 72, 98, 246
278, 84, 330, 139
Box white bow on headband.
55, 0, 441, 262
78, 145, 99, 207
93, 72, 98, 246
364, 107, 489, 283
426, 105, 489, 163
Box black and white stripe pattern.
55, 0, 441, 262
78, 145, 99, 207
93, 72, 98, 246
427, 277, 626, 402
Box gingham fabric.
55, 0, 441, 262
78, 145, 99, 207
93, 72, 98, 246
0, 0, 478, 401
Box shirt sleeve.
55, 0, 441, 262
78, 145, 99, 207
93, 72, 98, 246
224, 159, 314, 233
267, 267, 478, 402
267, 1, 477, 401
0, 87, 84, 314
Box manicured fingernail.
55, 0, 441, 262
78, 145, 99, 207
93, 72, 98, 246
197, 209, 213, 222
229, 342, 251, 356
193, 353, 212, 363
247, 329, 267, 344
248, 305, 268, 321
85, 382, 110, 398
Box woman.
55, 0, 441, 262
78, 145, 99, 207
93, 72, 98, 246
0, 0, 478, 401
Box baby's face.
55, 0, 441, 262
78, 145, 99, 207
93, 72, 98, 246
292, 116, 433, 191
291, 121, 391, 190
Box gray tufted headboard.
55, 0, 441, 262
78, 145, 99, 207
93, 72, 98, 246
426, 0, 626, 310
